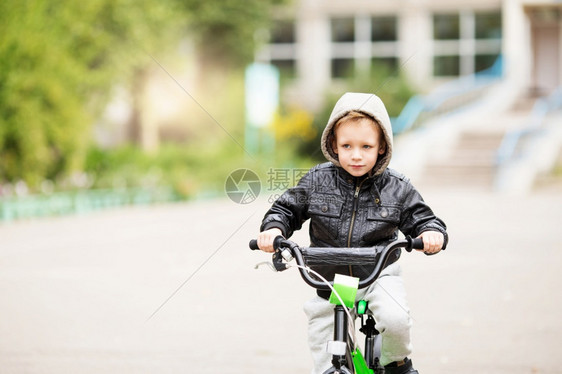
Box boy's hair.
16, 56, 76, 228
331, 111, 387, 151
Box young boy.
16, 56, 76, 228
256, 92, 448, 374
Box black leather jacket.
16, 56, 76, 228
261, 162, 448, 294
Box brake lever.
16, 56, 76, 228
253, 236, 293, 272
254, 261, 277, 272
254, 251, 289, 272
272, 250, 290, 272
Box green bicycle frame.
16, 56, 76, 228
352, 348, 374, 374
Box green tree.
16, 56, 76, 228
0, 0, 179, 188
0, 0, 286, 190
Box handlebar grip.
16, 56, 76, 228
411, 238, 424, 250
249, 239, 259, 250
249, 235, 285, 251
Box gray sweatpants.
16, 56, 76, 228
303, 263, 412, 374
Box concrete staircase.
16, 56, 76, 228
396, 87, 562, 194
419, 131, 505, 190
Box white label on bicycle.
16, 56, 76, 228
326, 341, 347, 355
334, 273, 359, 288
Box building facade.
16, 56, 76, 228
257, 0, 562, 109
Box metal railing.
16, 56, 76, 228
0, 187, 182, 222
495, 86, 562, 166
392, 56, 503, 134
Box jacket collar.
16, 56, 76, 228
335, 166, 386, 200
336, 166, 378, 187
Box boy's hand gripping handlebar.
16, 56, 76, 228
250, 236, 296, 272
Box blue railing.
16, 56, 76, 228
392, 56, 503, 134
495, 86, 562, 166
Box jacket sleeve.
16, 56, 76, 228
398, 181, 449, 249
260, 170, 312, 238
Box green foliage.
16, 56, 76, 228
179, 0, 288, 67
0, 0, 180, 188
0, 0, 287, 192
84, 141, 265, 198
0, 1, 92, 186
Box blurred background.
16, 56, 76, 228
1, 0, 561, 215
1, 0, 562, 373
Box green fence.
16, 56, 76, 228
0, 187, 184, 222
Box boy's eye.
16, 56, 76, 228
341, 144, 350, 149
363, 145, 372, 149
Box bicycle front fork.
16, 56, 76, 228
324, 305, 354, 373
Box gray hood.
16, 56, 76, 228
321, 92, 394, 176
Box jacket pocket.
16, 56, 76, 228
308, 197, 343, 241
364, 205, 401, 241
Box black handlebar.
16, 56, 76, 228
249, 236, 425, 290
249, 236, 423, 253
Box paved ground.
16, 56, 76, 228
1, 184, 561, 373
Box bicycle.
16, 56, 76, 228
249, 236, 425, 374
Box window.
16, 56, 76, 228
434, 55, 460, 76
475, 53, 500, 72
332, 58, 355, 78
261, 19, 298, 83
372, 16, 397, 41
433, 14, 460, 40
475, 12, 502, 39
271, 59, 296, 80
330, 17, 355, 78
331, 18, 355, 42
329, 15, 399, 79
372, 57, 398, 72
271, 20, 296, 44
433, 10, 502, 77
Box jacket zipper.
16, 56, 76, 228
347, 179, 365, 276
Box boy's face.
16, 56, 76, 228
333, 118, 385, 177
